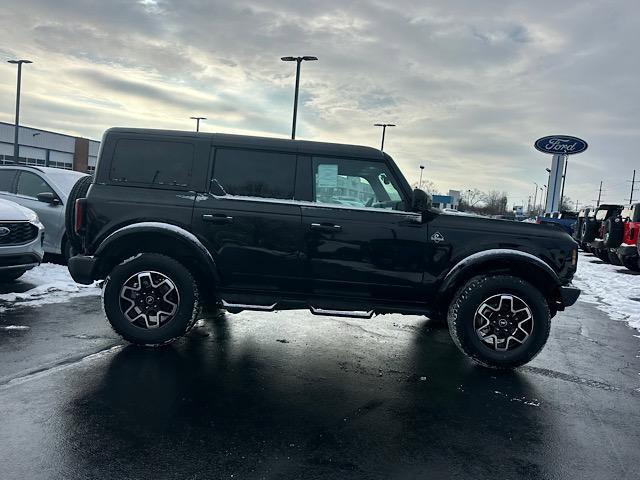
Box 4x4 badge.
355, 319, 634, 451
430, 232, 445, 243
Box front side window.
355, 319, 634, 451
110, 139, 194, 187
212, 149, 296, 199
312, 157, 404, 210
16, 172, 55, 198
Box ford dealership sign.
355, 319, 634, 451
534, 135, 588, 155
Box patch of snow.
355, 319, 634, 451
0, 263, 99, 312
573, 252, 640, 331
0, 325, 30, 330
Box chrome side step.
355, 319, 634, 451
309, 307, 374, 319
221, 300, 277, 312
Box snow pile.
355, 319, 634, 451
0, 263, 100, 311
573, 252, 640, 331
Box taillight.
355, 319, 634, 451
74, 198, 86, 234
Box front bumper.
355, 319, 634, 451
616, 244, 638, 260
68, 255, 97, 285
0, 226, 44, 272
559, 285, 581, 307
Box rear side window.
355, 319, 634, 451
110, 139, 194, 187
212, 149, 296, 199
0, 170, 16, 192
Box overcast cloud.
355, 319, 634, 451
0, 0, 638, 206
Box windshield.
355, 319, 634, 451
45, 170, 89, 195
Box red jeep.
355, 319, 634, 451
603, 203, 640, 271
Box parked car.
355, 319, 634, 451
536, 211, 577, 235
68, 128, 580, 369
0, 198, 44, 282
0, 166, 89, 262
580, 204, 623, 262
603, 203, 640, 271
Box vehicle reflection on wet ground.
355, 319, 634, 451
0, 297, 638, 479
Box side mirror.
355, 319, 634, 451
37, 192, 60, 205
411, 188, 432, 212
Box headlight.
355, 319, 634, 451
26, 211, 44, 228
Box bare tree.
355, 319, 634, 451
560, 196, 574, 212
411, 179, 439, 195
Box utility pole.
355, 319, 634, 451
629, 169, 636, 204
419, 165, 425, 189
596, 181, 603, 207
532, 182, 539, 215
8, 59, 33, 163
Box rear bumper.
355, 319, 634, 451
559, 285, 581, 307
68, 255, 97, 285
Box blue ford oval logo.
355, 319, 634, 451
534, 135, 588, 155
0, 227, 10, 237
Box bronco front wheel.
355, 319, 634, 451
102, 253, 201, 346
447, 275, 551, 369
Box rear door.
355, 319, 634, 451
300, 155, 428, 303
192, 147, 304, 295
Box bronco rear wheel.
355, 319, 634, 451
447, 275, 550, 369
102, 253, 201, 346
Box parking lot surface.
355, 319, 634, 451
1, 279, 639, 480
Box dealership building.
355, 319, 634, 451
0, 122, 100, 173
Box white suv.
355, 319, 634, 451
0, 198, 44, 282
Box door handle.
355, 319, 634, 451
202, 214, 234, 224
310, 223, 342, 232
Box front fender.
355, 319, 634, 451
438, 248, 560, 295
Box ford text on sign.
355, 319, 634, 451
534, 135, 588, 155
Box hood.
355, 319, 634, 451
0, 198, 38, 222
438, 211, 572, 240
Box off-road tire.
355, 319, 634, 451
595, 249, 610, 263
102, 253, 201, 346
447, 275, 551, 369
607, 249, 623, 266
622, 256, 640, 272
64, 175, 92, 252
0, 269, 27, 282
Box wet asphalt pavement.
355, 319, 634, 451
0, 289, 639, 479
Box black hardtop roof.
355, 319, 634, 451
105, 127, 386, 159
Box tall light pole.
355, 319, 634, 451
532, 182, 539, 215
8, 59, 33, 163
374, 123, 395, 151
190, 116, 206, 132
281, 56, 318, 139
542, 185, 548, 212
419, 165, 425, 189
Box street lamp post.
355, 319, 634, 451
374, 123, 395, 151
532, 182, 539, 215
8, 59, 33, 164
419, 165, 425, 189
190, 116, 206, 132
281, 56, 318, 140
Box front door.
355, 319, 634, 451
192, 147, 304, 295
301, 156, 428, 302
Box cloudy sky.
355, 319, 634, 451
0, 0, 638, 207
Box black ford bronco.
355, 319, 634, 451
68, 128, 580, 369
